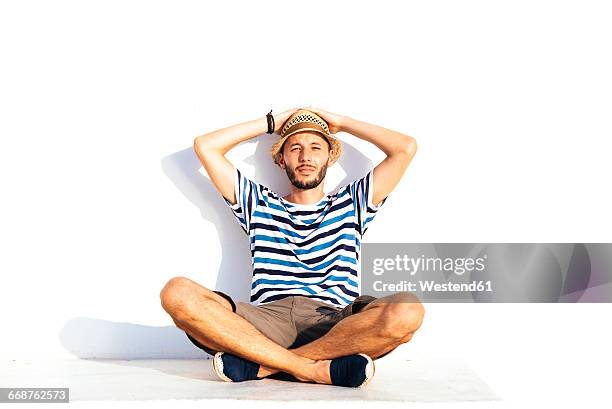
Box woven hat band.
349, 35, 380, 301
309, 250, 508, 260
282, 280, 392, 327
282, 122, 330, 141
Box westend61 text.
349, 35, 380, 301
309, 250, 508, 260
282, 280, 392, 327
373, 280, 493, 292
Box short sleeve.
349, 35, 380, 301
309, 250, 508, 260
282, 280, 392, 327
222, 167, 261, 234
348, 169, 388, 235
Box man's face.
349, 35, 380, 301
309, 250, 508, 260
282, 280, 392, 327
279, 132, 332, 190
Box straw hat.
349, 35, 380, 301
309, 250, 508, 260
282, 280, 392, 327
271, 109, 342, 167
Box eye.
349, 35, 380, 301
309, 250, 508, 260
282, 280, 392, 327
313, 146, 321, 150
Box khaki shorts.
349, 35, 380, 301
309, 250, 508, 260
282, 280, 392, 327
185, 292, 394, 359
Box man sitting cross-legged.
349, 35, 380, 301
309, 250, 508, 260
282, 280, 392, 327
161, 108, 423, 388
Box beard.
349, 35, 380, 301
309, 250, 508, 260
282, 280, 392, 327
285, 163, 328, 190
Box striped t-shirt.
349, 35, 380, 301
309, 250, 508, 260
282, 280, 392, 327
222, 167, 388, 307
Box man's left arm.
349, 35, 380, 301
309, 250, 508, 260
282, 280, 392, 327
339, 116, 417, 206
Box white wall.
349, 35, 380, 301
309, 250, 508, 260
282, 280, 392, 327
1, 0, 611, 371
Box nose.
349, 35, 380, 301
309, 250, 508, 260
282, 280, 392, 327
298, 149, 312, 162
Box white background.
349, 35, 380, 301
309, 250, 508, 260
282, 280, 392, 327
1, 0, 611, 408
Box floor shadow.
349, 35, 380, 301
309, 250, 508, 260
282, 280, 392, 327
81, 357, 220, 382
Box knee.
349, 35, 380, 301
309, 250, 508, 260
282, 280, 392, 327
159, 276, 198, 314
378, 292, 425, 340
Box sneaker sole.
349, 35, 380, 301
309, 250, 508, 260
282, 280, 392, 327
357, 353, 375, 388
212, 352, 233, 382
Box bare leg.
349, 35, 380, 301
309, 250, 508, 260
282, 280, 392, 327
160, 277, 331, 383
256, 292, 424, 377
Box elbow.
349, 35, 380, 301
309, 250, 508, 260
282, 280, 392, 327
194, 135, 212, 153
408, 138, 417, 155
194, 135, 226, 159
399, 136, 417, 156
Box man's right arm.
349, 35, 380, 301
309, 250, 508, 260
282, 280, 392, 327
193, 109, 299, 204
193, 116, 268, 204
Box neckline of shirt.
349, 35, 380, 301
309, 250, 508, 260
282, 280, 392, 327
279, 195, 331, 209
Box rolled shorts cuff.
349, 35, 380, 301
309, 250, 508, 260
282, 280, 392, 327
213, 290, 236, 313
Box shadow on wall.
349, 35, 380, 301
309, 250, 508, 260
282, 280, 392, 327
59, 133, 373, 359
59, 317, 206, 359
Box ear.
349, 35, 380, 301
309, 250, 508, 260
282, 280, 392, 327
276, 152, 286, 168
328, 149, 338, 166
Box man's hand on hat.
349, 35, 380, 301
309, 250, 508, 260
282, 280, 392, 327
272, 107, 301, 135
303, 107, 345, 134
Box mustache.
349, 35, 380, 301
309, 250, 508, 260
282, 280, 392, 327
285, 163, 328, 189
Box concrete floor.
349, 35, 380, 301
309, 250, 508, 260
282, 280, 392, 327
0, 353, 498, 403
